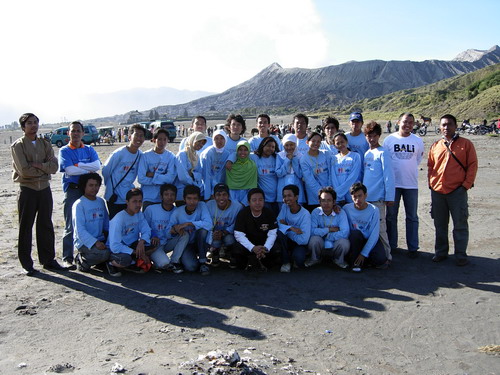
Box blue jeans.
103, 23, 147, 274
386, 188, 419, 252
279, 234, 307, 268
63, 187, 83, 262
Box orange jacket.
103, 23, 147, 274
427, 136, 477, 194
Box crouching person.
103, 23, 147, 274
72, 173, 110, 272
144, 183, 189, 273
233, 188, 281, 271
206, 183, 244, 266
169, 185, 212, 275
308, 186, 350, 269
107, 188, 154, 277
278, 184, 311, 272
343, 183, 388, 271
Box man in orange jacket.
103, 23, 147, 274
427, 114, 478, 266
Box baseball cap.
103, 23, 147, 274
213, 183, 230, 195
349, 112, 363, 122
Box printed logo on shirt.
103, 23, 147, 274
260, 223, 269, 232
392, 144, 416, 160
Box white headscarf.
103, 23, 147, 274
186, 131, 206, 171
278, 133, 300, 158
212, 129, 227, 153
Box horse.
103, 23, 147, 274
420, 115, 432, 125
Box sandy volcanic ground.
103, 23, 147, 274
0, 126, 498, 375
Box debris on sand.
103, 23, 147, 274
47, 363, 75, 373
478, 345, 500, 355
179, 349, 315, 374
111, 362, 126, 373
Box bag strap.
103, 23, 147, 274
111, 151, 141, 192
444, 139, 467, 172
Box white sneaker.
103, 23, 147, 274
280, 263, 291, 273
304, 258, 320, 268
334, 259, 348, 269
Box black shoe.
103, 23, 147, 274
62, 260, 77, 271
43, 259, 67, 271
432, 255, 448, 263
24, 268, 37, 276
124, 265, 145, 274
106, 262, 122, 277
408, 251, 419, 259
456, 258, 469, 266
170, 263, 184, 274
75, 254, 90, 273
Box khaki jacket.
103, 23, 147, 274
11, 136, 58, 191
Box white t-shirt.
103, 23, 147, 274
383, 133, 424, 189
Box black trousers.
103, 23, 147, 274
17, 186, 56, 270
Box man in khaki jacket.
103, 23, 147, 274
11, 113, 67, 275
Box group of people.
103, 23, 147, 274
10, 110, 478, 277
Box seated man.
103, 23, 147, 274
169, 184, 212, 275
107, 188, 154, 277
72, 172, 110, 272
205, 183, 244, 266
233, 188, 280, 270
343, 183, 388, 271
144, 184, 189, 273
308, 186, 350, 269
277, 184, 311, 272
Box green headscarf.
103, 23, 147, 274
226, 140, 257, 190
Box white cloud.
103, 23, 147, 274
0, 0, 328, 124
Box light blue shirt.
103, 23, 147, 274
310, 206, 350, 242
102, 146, 142, 204
248, 135, 283, 152
137, 149, 177, 203
200, 146, 230, 200
299, 150, 331, 205
169, 201, 212, 243
72, 196, 109, 250
205, 199, 244, 245
275, 152, 305, 204
343, 202, 380, 257
251, 154, 278, 202
331, 151, 362, 202
144, 204, 177, 245
109, 210, 151, 254
363, 146, 395, 202
175, 151, 204, 201
277, 205, 311, 245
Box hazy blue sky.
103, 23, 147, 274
1, 0, 498, 124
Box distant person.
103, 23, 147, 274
386, 120, 392, 133
11, 113, 67, 275
343, 183, 388, 270
179, 116, 213, 154
428, 114, 478, 266
138, 128, 177, 209
363, 121, 395, 262
72, 173, 110, 272
292, 113, 310, 155
58, 121, 101, 269
346, 112, 369, 179
308, 186, 350, 268
248, 114, 282, 152
320, 116, 340, 152
383, 113, 424, 258
232, 188, 281, 270
102, 124, 146, 219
